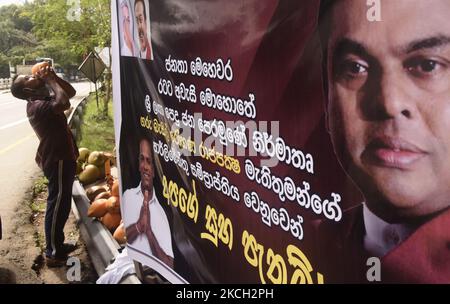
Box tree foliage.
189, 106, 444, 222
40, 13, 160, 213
0, 0, 111, 115
26, 0, 111, 69
1, 0, 112, 114
0, 4, 38, 71
0, 0, 111, 72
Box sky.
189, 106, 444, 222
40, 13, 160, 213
0, 0, 29, 7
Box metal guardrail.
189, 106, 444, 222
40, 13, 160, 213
71, 181, 120, 275
0, 78, 12, 90
71, 182, 140, 284
68, 97, 86, 143
68, 97, 140, 284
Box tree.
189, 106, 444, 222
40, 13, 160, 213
0, 4, 37, 55
26, 0, 112, 116
25, 0, 110, 64
1, 1, 112, 116
0, 4, 38, 77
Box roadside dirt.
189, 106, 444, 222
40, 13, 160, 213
0, 176, 98, 284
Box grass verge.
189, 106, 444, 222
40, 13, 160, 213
79, 93, 115, 152
28, 176, 48, 252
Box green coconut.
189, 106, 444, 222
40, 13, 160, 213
76, 161, 84, 175
78, 147, 91, 162
88, 151, 108, 167
98, 164, 106, 179
79, 165, 100, 185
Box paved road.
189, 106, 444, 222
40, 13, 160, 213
0, 81, 93, 239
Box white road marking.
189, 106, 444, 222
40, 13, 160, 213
0, 133, 35, 156
0, 118, 28, 131
0, 101, 16, 107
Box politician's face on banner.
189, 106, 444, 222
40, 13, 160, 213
119, 0, 135, 57
134, 0, 152, 60
135, 0, 146, 48
139, 138, 154, 192
122, 3, 132, 42
326, 0, 450, 220
118, 0, 153, 59
122, 1, 134, 52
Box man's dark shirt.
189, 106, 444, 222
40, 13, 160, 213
27, 97, 79, 170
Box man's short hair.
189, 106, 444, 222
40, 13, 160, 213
317, 0, 338, 96
139, 134, 154, 164
10, 75, 28, 100
134, 0, 147, 21
317, 0, 337, 48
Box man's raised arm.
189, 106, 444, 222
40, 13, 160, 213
54, 73, 76, 99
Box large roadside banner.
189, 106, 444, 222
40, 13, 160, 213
112, 0, 450, 284
111, 0, 350, 284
